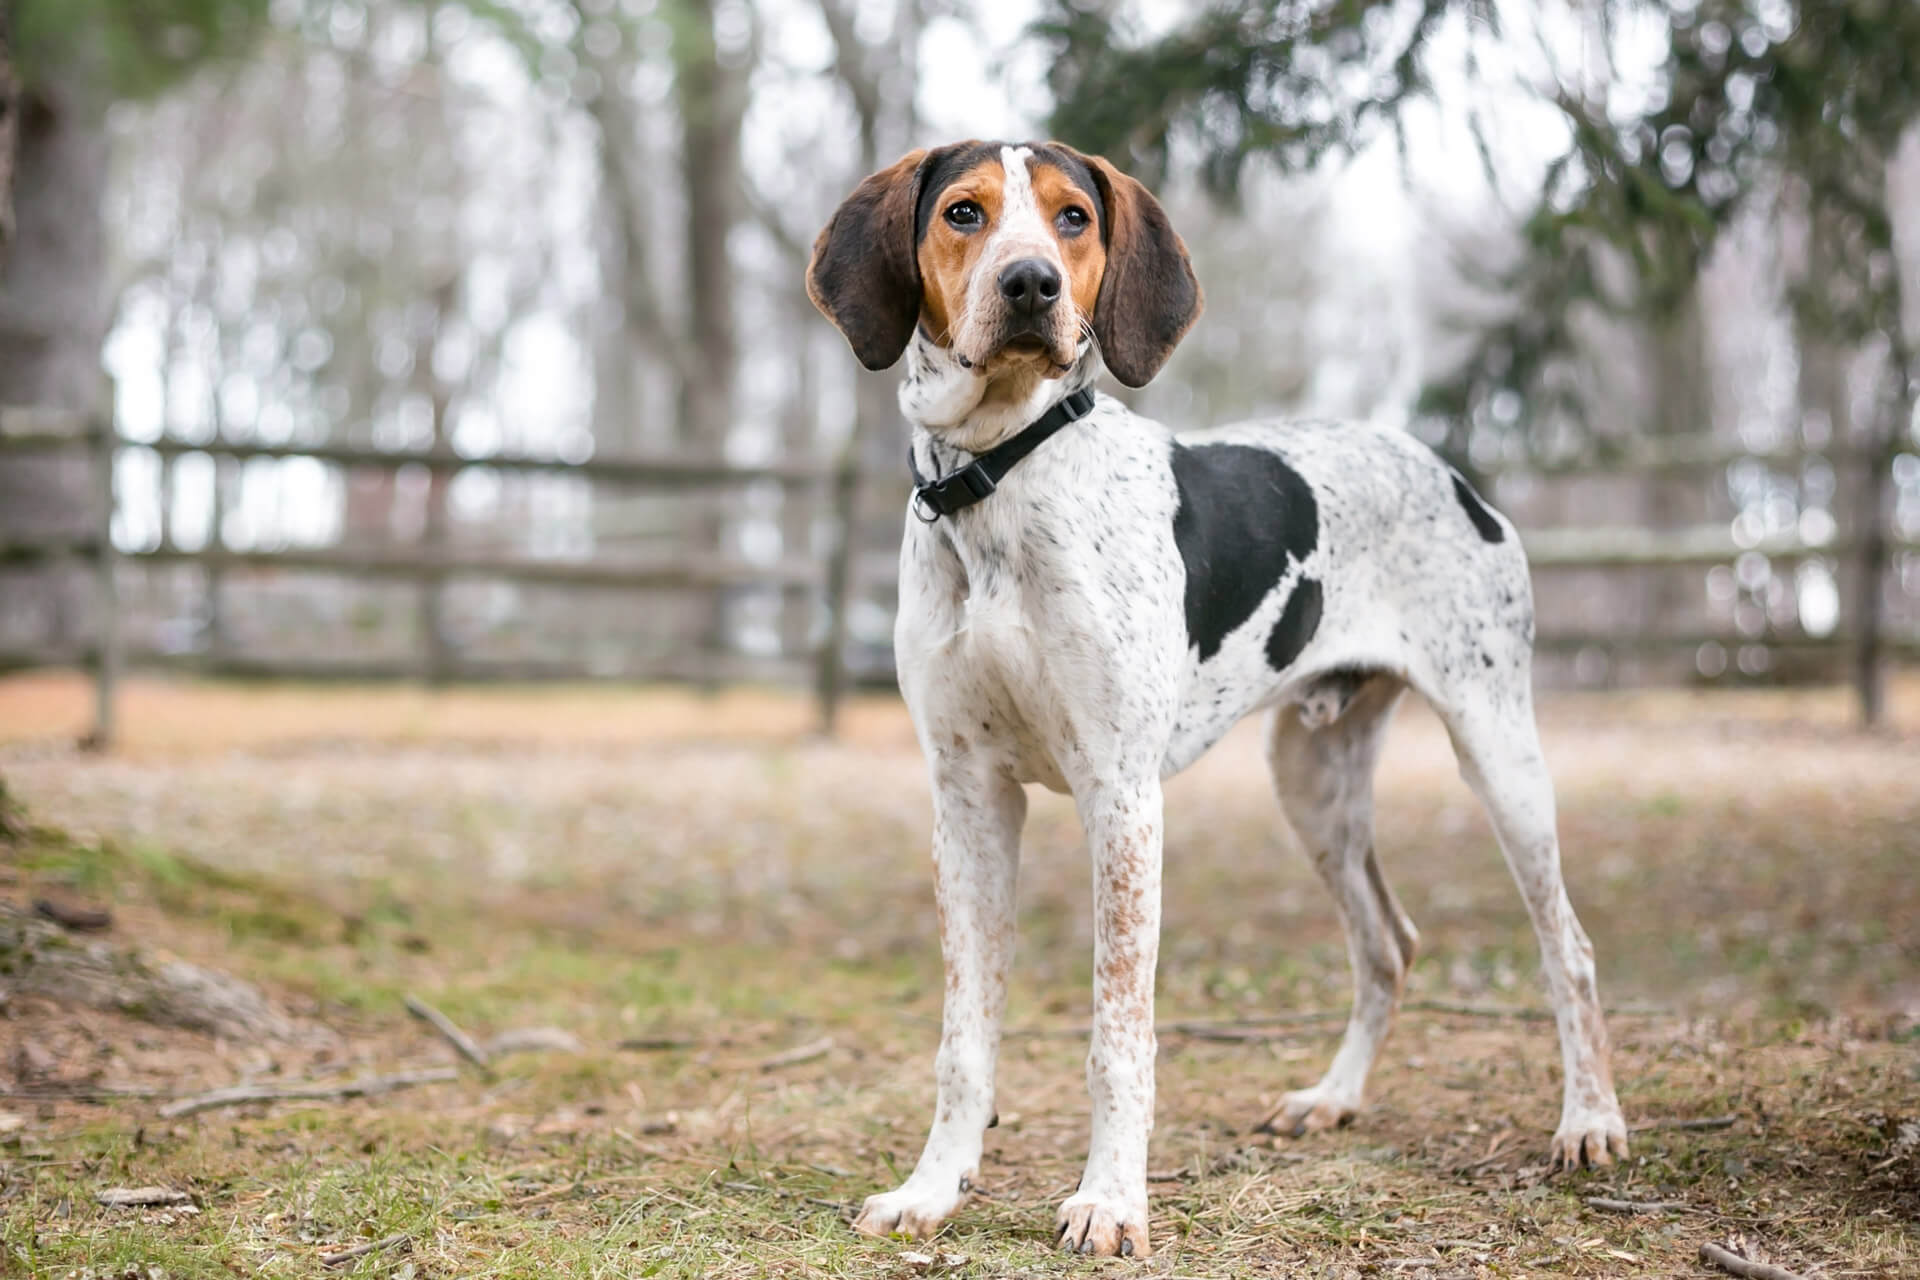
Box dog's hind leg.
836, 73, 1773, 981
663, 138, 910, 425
1254, 673, 1416, 1137
1436, 673, 1627, 1168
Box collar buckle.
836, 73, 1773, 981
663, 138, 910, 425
913, 462, 995, 522
906, 387, 1094, 523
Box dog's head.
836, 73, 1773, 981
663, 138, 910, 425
806, 142, 1202, 389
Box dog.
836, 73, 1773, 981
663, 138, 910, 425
805, 140, 1627, 1259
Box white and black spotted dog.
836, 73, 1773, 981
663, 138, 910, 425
806, 140, 1627, 1259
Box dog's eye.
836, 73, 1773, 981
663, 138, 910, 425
944, 200, 984, 229
1056, 206, 1090, 235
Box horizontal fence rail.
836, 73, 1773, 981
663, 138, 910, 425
1521, 526, 1919, 568
129, 436, 835, 487
2, 401, 1914, 743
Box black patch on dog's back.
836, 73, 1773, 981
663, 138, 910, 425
1450, 473, 1506, 544
1169, 443, 1319, 663
1266, 577, 1323, 671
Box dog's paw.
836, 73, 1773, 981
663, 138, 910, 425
1550, 1102, 1629, 1170
1252, 1085, 1360, 1138
852, 1180, 967, 1240
1055, 1188, 1150, 1258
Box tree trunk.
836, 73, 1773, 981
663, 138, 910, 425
673, 0, 747, 661
0, 78, 108, 410
672, 0, 742, 452
0, 2, 18, 266
0, 73, 111, 664
1639, 290, 1709, 673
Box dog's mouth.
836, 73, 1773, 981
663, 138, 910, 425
974, 327, 1075, 374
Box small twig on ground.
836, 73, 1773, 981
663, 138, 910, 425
1404, 1000, 1555, 1021
1698, 1241, 1807, 1280
404, 995, 494, 1078
2, 1085, 170, 1102
758, 1036, 833, 1071
483, 1027, 583, 1057
96, 1187, 192, 1208
1585, 1196, 1690, 1214
612, 1116, 679, 1141
158, 1067, 458, 1119
1634, 1114, 1738, 1133
617, 1035, 701, 1051
1402, 1000, 1670, 1021
321, 1233, 411, 1268
1167, 1009, 1349, 1031
1167, 1021, 1314, 1043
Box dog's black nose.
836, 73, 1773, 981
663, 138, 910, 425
998, 258, 1062, 317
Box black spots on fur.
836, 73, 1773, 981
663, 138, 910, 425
1266, 577, 1323, 672
1169, 442, 1318, 663
1451, 473, 1506, 543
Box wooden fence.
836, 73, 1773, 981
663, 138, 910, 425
1, 402, 1914, 748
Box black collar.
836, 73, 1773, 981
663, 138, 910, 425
907, 387, 1096, 522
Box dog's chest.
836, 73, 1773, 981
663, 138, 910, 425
905, 525, 1091, 791
899, 438, 1190, 788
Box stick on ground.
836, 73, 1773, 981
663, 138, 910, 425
158, 1067, 458, 1119
1585, 1197, 1689, 1214
1699, 1242, 1808, 1280
483, 1027, 583, 1056
1635, 1114, 1738, 1132
321, 1233, 411, 1268
758, 1036, 833, 1071
617, 1035, 701, 1051
96, 1187, 192, 1208
404, 994, 494, 1077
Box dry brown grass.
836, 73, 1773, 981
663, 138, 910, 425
0, 671, 1916, 1278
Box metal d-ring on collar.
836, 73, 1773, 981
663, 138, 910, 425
906, 387, 1097, 523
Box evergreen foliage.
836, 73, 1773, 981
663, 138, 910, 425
14, 0, 272, 99
1043, 1, 1920, 450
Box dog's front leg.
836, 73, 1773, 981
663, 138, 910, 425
854, 760, 1025, 1240
1058, 779, 1162, 1258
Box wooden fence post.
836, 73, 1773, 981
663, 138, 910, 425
83, 393, 120, 751
815, 444, 860, 737
419, 448, 453, 687
1851, 436, 1893, 728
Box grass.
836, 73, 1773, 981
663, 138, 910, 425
0, 672, 1917, 1277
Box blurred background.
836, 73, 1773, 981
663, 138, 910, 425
1, 0, 1917, 735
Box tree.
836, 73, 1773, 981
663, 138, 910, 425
1043, 0, 1920, 719
2, 0, 272, 406
0, 3, 18, 266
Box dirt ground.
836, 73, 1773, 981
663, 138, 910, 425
0, 671, 1916, 1278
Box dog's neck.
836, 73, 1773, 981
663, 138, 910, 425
901, 330, 1100, 473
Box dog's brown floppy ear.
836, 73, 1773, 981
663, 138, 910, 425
806, 149, 930, 371
1081, 154, 1202, 388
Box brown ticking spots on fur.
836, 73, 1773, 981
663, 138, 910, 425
1092, 826, 1157, 1029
